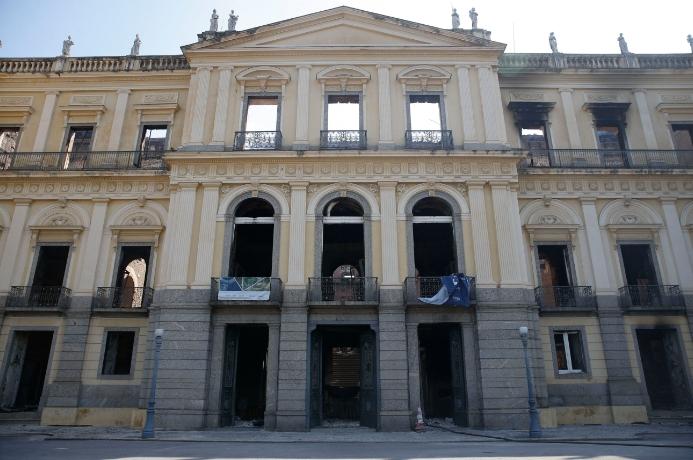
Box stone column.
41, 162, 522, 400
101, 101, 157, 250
192, 183, 220, 288
378, 304, 410, 431
461, 321, 483, 427
107, 89, 130, 151
75, 199, 109, 293
491, 182, 524, 287
167, 183, 197, 289
211, 66, 233, 146
160, 187, 179, 287
264, 323, 280, 430
661, 198, 693, 293
405, 321, 420, 428
32, 91, 59, 151
456, 65, 479, 145
188, 66, 212, 146
580, 198, 613, 294
378, 182, 400, 287
559, 88, 581, 148
467, 182, 493, 287
286, 182, 307, 287
293, 65, 311, 149
377, 64, 394, 149
632, 89, 658, 149
0, 199, 31, 294
477, 65, 507, 145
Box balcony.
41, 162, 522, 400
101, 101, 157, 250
233, 131, 282, 151
0, 151, 165, 172
92, 287, 154, 312
404, 276, 476, 306
6, 286, 71, 310
210, 277, 282, 305
319, 130, 367, 150
308, 277, 379, 304
619, 285, 684, 312
405, 130, 453, 150
523, 149, 693, 169
534, 286, 597, 313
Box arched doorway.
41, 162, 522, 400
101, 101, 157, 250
228, 198, 275, 277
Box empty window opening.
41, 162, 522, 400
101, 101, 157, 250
418, 324, 466, 425
321, 198, 365, 278
220, 325, 269, 426
537, 245, 573, 287
115, 246, 151, 308
553, 331, 585, 374
243, 96, 279, 131
64, 126, 93, 153
620, 244, 658, 286
139, 125, 168, 152
32, 246, 70, 287
672, 124, 693, 150
327, 95, 360, 131
412, 198, 456, 277
596, 123, 626, 150
408, 95, 442, 130
101, 331, 135, 375
1, 331, 53, 411
0, 127, 20, 153
520, 124, 549, 150
229, 198, 275, 277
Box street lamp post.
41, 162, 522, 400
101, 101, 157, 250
519, 326, 541, 438
142, 328, 164, 439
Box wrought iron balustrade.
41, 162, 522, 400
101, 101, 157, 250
534, 286, 596, 310
404, 276, 476, 305
92, 287, 154, 310
405, 130, 453, 150
523, 149, 693, 169
319, 130, 367, 150
7, 286, 71, 309
233, 131, 282, 151
210, 277, 283, 304
618, 284, 683, 310
0, 151, 165, 171
308, 277, 378, 303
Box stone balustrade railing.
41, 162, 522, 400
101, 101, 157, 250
0, 55, 190, 73
500, 53, 693, 71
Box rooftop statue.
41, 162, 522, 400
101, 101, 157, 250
130, 34, 141, 56
210, 9, 219, 32
469, 8, 478, 29
688, 34, 693, 53
61, 35, 74, 57
618, 33, 630, 54
451, 8, 460, 30
549, 32, 558, 53
228, 10, 239, 31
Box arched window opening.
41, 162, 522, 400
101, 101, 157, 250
115, 246, 151, 308
412, 197, 457, 277
229, 198, 275, 277
321, 198, 365, 278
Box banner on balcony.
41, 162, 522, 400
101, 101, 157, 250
218, 277, 271, 301
418, 273, 472, 307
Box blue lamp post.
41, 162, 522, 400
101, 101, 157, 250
519, 326, 541, 438
142, 328, 164, 439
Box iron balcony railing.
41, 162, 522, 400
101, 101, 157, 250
0, 151, 166, 171
523, 149, 693, 169
233, 131, 282, 151
92, 287, 154, 310
405, 130, 453, 150
7, 286, 71, 309
210, 277, 283, 304
308, 277, 379, 303
618, 285, 684, 310
534, 286, 596, 310
404, 276, 476, 305
319, 130, 367, 150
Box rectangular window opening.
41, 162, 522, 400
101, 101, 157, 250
409, 95, 442, 131
520, 123, 548, 150
0, 127, 20, 153
33, 246, 70, 287
64, 126, 94, 153
139, 125, 168, 152
672, 124, 693, 150
595, 123, 625, 150
244, 96, 279, 132
327, 95, 360, 131
554, 331, 585, 374
620, 244, 658, 286
101, 331, 136, 376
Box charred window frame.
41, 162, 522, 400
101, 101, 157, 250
550, 327, 590, 377
508, 102, 555, 150
616, 241, 663, 287
138, 124, 169, 152
405, 93, 446, 131
671, 124, 693, 150
99, 329, 138, 378
0, 126, 21, 153
586, 103, 630, 150
62, 125, 95, 153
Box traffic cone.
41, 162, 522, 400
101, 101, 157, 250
415, 407, 425, 432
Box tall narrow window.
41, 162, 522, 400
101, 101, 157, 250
139, 125, 168, 152
406, 94, 450, 149
236, 96, 280, 150
586, 103, 629, 151
0, 127, 20, 152
64, 126, 94, 153
114, 246, 151, 309
101, 331, 136, 376
229, 198, 275, 277
537, 244, 575, 308
595, 123, 626, 150
508, 102, 554, 163
672, 124, 693, 149
322, 94, 364, 149
553, 330, 585, 374
30, 245, 70, 307
619, 243, 661, 307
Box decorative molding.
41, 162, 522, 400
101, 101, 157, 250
142, 92, 179, 105
69, 95, 105, 106
0, 96, 33, 106
509, 91, 545, 101
396, 65, 451, 92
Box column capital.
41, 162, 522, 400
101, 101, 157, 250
660, 196, 678, 204
91, 198, 110, 204
455, 64, 472, 70
378, 181, 398, 189
45, 90, 60, 96
178, 182, 199, 190
116, 88, 131, 95
289, 181, 309, 189
201, 181, 222, 189
218, 65, 234, 71
489, 180, 510, 188
13, 198, 32, 205
466, 180, 487, 188
376, 63, 392, 70
295, 64, 312, 70
632, 88, 647, 94
579, 197, 598, 204
194, 65, 213, 73
558, 87, 574, 93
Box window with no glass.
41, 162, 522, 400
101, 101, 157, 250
326, 94, 360, 130
101, 331, 136, 376
507, 102, 555, 150
553, 330, 585, 374
243, 96, 279, 131
139, 125, 168, 152
0, 127, 20, 153
408, 95, 442, 131
64, 126, 94, 152
586, 103, 630, 150
672, 124, 693, 150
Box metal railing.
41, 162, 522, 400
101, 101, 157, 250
405, 130, 453, 150
210, 277, 283, 303
233, 131, 282, 151
319, 130, 367, 150
499, 53, 693, 71
0, 151, 166, 171
308, 277, 379, 303
618, 285, 684, 310
404, 276, 476, 305
7, 286, 71, 309
92, 287, 154, 310
0, 55, 189, 74
522, 149, 693, 169
534, 286, 596, 310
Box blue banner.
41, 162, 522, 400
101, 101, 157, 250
418, 273, 472, 307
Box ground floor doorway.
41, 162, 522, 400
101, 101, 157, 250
637, 328, 692, 411
220, 324, 268, 427
418, 323, 467, 425
1, 331, 53, 411
310, 325, 376, 428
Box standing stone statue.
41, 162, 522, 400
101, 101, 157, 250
130, 34, 141, 56
61, 35, 74, 57
209, 9, 219, 32
469, 8, 478, 29
549, 32, 558, 53
618, 33, 630, 54
228, 10, 239, 31
451, 8, 460, 30
688, 34, 693, 53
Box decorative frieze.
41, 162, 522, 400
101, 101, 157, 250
0, 96, 33, 106
519, 176, 693, 197
69, 94, 105, 106
142, 92, 179, 104
0, 179, 169, 198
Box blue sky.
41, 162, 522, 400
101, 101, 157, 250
1, 0, 691, 57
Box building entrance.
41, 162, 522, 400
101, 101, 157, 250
220, 325, 268, 427
418, 323, 467, 425
1, 331, 53, 411
309, 326, 376, 428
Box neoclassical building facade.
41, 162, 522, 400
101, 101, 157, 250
0, 7, 692, 431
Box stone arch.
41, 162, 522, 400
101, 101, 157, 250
108, 201, 166, 228
235, 66, 291, 89
29, 202, 89, 228
316, 65, 370, 85
396, 65, 452, 81
520, 199, 582, 226
398, 184, 470, 218
681, 201, 693, 227
307, 183, 379, 218
598, 199, 663, 227
217, 184, 289, 219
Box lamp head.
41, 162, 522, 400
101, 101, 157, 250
519, 326, 528, 338
155, 328, 164, 338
